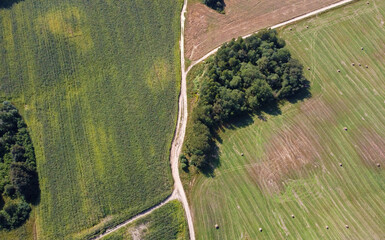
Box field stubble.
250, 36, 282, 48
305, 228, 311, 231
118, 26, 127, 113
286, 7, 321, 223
187, 0, 385, 239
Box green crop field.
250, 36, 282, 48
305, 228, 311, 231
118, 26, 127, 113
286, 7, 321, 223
0, 0, 182, 239
101, 200, 188, 240
187, 0, 385, 239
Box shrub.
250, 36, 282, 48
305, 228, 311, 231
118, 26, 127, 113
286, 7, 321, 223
1, 201, 31, 229
3, 184, 16, 198
11, 144, 26, 162
10, 162, 39, 202
203, 0, 225, 12
179, 154, 189, 171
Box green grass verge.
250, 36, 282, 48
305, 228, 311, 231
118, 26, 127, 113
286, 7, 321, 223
0, 0, 182, 238
101, 200, 188, 240
187, 0, 385, 239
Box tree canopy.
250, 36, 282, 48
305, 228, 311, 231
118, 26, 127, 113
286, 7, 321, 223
0, 101, 39, 229
203, 0, 225, 12
183, 29, 308, 171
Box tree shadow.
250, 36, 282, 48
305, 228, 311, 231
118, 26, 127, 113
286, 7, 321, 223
258, 99, 282, 116
24, 171, 41, 206
200, 144, 221, 177
0, 195, 4, 210
0, 0, 22, 9
200, 85, 311, 177
287, 82, 312, 104
225, 113, 255, 130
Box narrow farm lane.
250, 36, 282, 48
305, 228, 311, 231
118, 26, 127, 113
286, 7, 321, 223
92, 0, 354, 239
172, 0, 196, 239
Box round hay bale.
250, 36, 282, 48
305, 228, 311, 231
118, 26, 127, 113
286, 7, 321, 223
366, 65, 368, 68
359, 63, 362, 66
377, 163, 381, 167
361, 47, 364, 50
344, 127, 348, 131
345, 225, 349, 229
339, 163, 343, 167
352, 63, 355, 66
289, 27, 293, 31
291, 214, 295, 218
326, 226, 329, 230
307, 67, 311, 70
241, 153, 244, 156
306, 26, 309, 29
337, 69, 341, 73
215, 224, 219, 229
259, 228, 263, 232
367, 1, 370, 4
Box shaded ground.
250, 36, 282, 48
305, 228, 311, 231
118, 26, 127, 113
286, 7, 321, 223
185, 0, 340, 61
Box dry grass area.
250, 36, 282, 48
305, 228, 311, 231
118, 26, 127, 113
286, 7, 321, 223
185, 0, 339, 61
130, 224, 148, 240
354, 129, 385, 167
248, 115, 322, 195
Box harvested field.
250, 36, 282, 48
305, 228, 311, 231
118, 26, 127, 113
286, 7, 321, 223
248, 120, 322, 195
187, 0, 385, 239
354, 129, 385, 167
185, 0, 340, 61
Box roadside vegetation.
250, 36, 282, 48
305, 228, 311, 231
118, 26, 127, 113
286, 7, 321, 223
182, 29, 307, 171
0, 102, 39, 230
0, 0, 182, 238
101, 201, 188, 240
186, 0, 385, 239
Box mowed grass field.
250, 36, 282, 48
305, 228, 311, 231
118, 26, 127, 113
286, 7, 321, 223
101, 200, 188, 240
0, 0, 182, 239
189, 0, 385, 239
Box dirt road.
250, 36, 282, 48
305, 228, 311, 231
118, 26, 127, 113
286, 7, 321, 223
92, 0, 354, 239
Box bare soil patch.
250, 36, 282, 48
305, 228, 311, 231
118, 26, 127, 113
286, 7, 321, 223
129, 224, 148, 240
185, 0, 340, 61
247, 120, 322, 195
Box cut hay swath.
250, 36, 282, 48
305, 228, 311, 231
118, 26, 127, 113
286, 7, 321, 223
188, 0, 385, 239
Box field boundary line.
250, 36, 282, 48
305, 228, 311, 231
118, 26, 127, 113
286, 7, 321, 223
91, 193, 176, 239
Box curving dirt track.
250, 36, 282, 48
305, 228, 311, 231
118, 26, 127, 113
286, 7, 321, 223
92, 0, 354, 239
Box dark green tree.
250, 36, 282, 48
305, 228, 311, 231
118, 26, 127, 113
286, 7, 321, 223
203, 0, 225, 12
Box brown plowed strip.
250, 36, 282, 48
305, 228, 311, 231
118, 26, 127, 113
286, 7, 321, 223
185, 0, 340, 61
